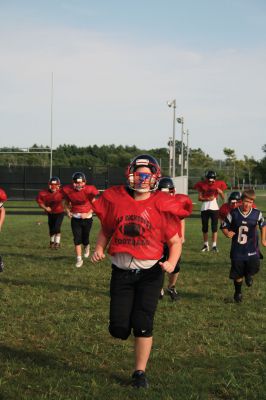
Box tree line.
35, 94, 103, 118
0, 143, 266, 187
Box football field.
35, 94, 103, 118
0, 194, 266, 400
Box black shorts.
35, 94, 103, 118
71, 217, 93, 246
109, 263, 164, 338
229, 258, 260, 280
201, 210, 219, 233
48, 212, 65, 235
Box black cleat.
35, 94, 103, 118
201, 244, 209, 252
245, 275, 253, 287
212, 246, 219, 253
166, 286, 180, 301
131, 370, 149, 389
234, 292, 243, 303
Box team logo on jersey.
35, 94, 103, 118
119, 223, 145, 237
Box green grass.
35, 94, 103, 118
0, 193, 266, 399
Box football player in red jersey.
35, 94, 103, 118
219, 191, 242, 221
36, 177, 65, 249
0, 188, 7, 272
91, 155, 190, 389
219, 191, 256, 222
194, 170, 227, 252
62, 172, 99, 268
158, 177, 193, 301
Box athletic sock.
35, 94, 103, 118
55, 234, 61, 244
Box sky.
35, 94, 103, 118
0, 0, 266, 161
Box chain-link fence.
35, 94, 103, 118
0, 166, 125, 199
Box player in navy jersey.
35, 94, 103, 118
221, 189, 266, 303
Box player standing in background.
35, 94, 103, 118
158, 177, 193, 301
91, 155, 189, 389
219, 191, 242, 221
0, 188, 7, 272
194, 170, 227, 252
221, 189, 266, 303
36, 177, 65, 249
62, 172, 99, 268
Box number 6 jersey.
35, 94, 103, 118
221, 207, 266, 260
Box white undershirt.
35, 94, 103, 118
201, 198, 219, 211
111, 252, 160, 270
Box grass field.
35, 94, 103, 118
0, 193, 266, 400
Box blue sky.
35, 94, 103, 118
0, 0, 266, 160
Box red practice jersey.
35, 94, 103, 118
0, 188, 7, 205
93, 186, 190, 260
62, 185, 99, 213
36, 189, 65, 214
194, 179, 227, 199
219, 201, 256, 221
175, 194, 193, 217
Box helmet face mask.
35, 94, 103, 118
126, 154, 161, 193
48, 177, 61, 192
228, 191, 241, 205
158, 177, 175, 195
205, 170, 216, 183
72, 172, 86, 191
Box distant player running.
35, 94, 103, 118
157, 177, 193, 301
194, 170, 227, 252
36, 177, 65, 249
221, 189, 266, 303
62, 172, 99, 268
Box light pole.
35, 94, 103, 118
168, 137, 173, 176
177, 116, 184, 177
186, 129, 189, 178
167, 99, 176, 178
50, 72, 54, 178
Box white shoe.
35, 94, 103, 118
75, 258, 83, 268
84, 245, 90, 258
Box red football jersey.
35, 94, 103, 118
62, 185, 99, 213
219, 201, 256, 220
36, 189, 64, 214
194, 179, 227, 199
93, 186, 186, 260
0, 188, 7, 204
175, 194, 193, 216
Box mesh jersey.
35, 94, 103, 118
219, 201, 256, 221
194, 180, 227, 199
221, 207, 266, 260
0, 188, 7, 206
62, 185, 99, 213
92, 185, 186, 260
36, 189, 64, 213
175, 194, 193, 217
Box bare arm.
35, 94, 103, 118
198, 191, 214, 201
261, 226, 266, 247
38, 202, 52, 213
217, 188, 225, 203
0, 207, 5, 231
91, 228, 110, 263
159, 233, 182, 273
221, 228, 235, 239
63, 199, 72, 218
